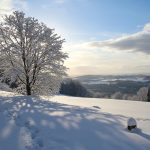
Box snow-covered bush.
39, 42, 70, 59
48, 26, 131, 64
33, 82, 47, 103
126, 86, 150, 101
137, 87, 148, 101
111, 92, 123, 99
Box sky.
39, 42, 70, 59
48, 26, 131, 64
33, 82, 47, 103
0, 0, 150, 76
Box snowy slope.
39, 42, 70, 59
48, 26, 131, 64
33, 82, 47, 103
0, 91, 150, 150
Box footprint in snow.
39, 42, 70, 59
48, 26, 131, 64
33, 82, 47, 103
47, 136, 68, 150
4, 109, 18, 121
19, 127, 33, 150
36, 137, 44, 148
25, 121, 40, 139
25, 120, 44, 149
15, 115, 27, 127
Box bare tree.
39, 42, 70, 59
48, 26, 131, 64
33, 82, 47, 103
0, 11, 68, 95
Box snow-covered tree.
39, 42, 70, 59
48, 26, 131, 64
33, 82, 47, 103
111, 92, 123, 99
137, 87, 148, 101
0, 11, 68, 95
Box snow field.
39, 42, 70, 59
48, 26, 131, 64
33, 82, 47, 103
0, 91, 150, 150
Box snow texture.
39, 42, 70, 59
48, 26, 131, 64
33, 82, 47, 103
0, 90, 150, 150
0, 82, 12, 92
128, 118, 137, 126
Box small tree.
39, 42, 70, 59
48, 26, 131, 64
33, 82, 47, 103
137, 87, 148, 101
111, 92, 123, 99
0, 11, 68, 95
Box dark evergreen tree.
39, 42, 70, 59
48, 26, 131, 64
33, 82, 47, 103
60, 79, 91, 97
147, 86, 150, 102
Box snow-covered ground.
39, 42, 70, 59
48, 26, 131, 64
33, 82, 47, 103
0, 91, 150, 150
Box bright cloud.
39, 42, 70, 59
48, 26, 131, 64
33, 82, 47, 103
87, 23, 150, 54
0, 0, 28, 18
63, 23, 150, 76
0, 0, 12, 15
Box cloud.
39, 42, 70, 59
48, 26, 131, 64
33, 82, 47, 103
87, 23, 150, 54
0, 0, 28, 18
62, 23, 150, 76
0, 0, 13, 16
64, 40, 150, 76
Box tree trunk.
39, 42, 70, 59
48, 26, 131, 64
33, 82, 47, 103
147, 86, 150, 102
26, 76, 31, 95
26, 84, 31, 95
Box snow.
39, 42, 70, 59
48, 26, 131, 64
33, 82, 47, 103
0, 83, 12, 92
0, 91, 150, 150
128, 118, 137, 126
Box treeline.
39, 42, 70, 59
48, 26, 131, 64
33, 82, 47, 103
110, 86, 150, 101
1, 75, 150, 101
60, 78, 150, 102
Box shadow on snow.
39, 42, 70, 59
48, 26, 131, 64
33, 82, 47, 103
0, 95, 150, 150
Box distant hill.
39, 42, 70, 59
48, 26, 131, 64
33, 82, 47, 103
73, 75, 150, 99
75, 75, 150, 85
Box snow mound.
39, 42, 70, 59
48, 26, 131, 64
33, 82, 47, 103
128, 118, 137, 126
